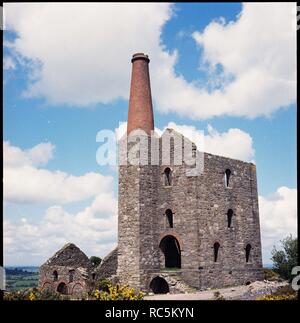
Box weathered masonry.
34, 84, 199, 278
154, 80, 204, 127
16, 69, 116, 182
117, 53, 263, 293
39, 243, 96, 297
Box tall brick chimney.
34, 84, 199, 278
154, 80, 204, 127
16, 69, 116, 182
127, 53, 154, 135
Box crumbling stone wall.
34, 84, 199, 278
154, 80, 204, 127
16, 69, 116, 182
96, 247, 118, 280
38, 243, 96, 297
39, 265, 94, 297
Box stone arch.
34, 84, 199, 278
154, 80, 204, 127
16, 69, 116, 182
159, 231, 183, 250
41, 281, 52, 292
57, 282, 68, 295
72, 283, 84, 296
149, 276, 169, 294
159, 235, 181, 268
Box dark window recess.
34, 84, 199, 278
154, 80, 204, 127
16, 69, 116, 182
53, 270, 58, 282
227, 209, 233, 228
69, 270, 75, 283
214, 242, 220, 262
164, 168, 172, 186
246, 244, 252, 263
225, 169, 231, 187
165, 209, 173, 228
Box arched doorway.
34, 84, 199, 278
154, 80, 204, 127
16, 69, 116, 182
150, 277, 169, 294
57, 282, 68, 295
159, 235, 181, 268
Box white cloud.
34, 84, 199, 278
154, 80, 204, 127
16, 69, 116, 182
4, 141, 114, 204
166, 122, 255, 161
4, 3, 296, 119
4, 193, 118, 266
190, 2, 296, 119
116, 121, 255, 162
3, 141, 55, 167
259, 187, 297, 264
3, 56, 16, 70
4, 3, 172, 106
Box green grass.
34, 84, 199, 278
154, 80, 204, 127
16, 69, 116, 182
6, 274, 39, 291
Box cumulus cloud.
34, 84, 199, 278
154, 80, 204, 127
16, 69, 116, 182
4, 3, 296, 119
3, 141, 114, 204
116, 121, 255, 162
259, 187, 297, 264
4, 3, 172, 106
4, 141, 55, 167
3, 140, 118, 265
165, 122, 255, 161
4, 193, 117, 265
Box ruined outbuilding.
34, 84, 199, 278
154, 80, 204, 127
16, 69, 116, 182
39, 243, 96, 297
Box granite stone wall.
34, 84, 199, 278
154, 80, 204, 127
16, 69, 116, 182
117, 130, 263, 292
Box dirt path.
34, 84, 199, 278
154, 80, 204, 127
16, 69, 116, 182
144, 281, 288, 300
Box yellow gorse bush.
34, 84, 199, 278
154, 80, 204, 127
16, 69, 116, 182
28, 292, 36, 301
92, 282, 144, 300
257, 294, 297, 301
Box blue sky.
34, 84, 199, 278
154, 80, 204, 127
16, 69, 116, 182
3, 3, 297, 266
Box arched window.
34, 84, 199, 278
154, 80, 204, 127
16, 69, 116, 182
53, 270, 58, 282
57, 282, 68, 295
92, 273, 96, 280
213, 242, 220, 262
69, 269, 75, 283
159, 235, 181, 268
227, 209, 233, 228
165, 209, 173, 228
245, 244, 252, 263
225, 169, 231, 188
164, 168, 172, 186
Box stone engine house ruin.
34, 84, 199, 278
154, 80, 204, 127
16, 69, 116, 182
116, 53, 264, 294
39, 53, 263, 296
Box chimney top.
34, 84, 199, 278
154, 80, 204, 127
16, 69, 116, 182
131, 52, 150, 63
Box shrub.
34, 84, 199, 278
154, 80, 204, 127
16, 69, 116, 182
213, 291, 225, 300
271, 235, 298, 281
263, 268, 281, 281
90, 256, 102, 267
97, 278, 111, 292
92, 282, 144, 300
3, 287, 69, 301
257, 285, 297, 301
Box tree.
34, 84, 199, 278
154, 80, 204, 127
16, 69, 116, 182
90, 256, 102, 267
271, 235, 298, 281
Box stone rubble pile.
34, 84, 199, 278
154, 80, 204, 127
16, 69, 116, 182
241, 280, 288, 300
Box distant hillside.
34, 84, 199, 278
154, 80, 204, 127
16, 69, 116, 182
5, 267, 39, 291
